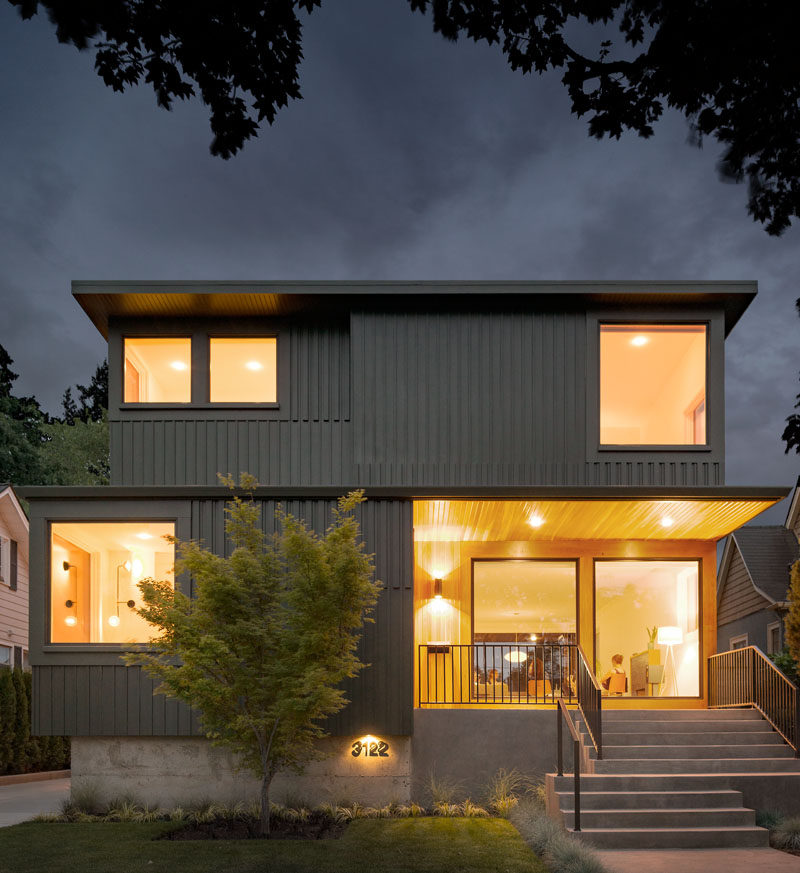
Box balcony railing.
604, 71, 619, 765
418, 643, 578, 706
709, 645, 799, 756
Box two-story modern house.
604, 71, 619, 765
21, 282, 794, 825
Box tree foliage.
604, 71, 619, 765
0, 343, 109, 485
10, 0, 800, 233
125, 476, 381, 836
782, 297, 800, 455
785, 560, 800, 675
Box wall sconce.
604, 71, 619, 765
110, 562, 137, 627
63, 562, 78, 626
433, 578, 443, 599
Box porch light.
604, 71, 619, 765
504, 649, 527, 663
660, 516, 675, 528
433, 578, 443, 599
527, 514, 545, 528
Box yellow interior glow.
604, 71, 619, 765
600, 324, 706, 445
209, 337, 277, 403
124, 338, 191, 403
51, 521, 175, 644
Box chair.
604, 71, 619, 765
527, 679, 553, 698
607, 673, 627, 695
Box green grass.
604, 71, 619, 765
0, 817, 551, 873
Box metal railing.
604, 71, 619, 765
575, 643, 603, 759
418, 643, 578, 706
709, 645, 799, 755
557, 698, 582, 831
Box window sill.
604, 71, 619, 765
120, 402, 280, 410
598, 444, 712, 453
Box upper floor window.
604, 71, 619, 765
599, 324, 707, 446
51, 521, 174, 644
124, 338, 191, 403
209, 337, 277, 403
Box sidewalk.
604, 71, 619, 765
596, 848, 800, 873
0, 777, 70, 827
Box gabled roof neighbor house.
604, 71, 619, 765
20, 281, 800, 846
717, 480, 800, 655
0, 484, 29, 670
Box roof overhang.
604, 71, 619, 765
786, 477, 800, 531
71, 280, 758, 339
19, 485, 783, 542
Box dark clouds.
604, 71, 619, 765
0, 0, 797, 519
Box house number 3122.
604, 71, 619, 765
352, 740, 389, 757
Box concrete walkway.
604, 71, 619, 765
596, 847, 800, 873
0, 777, 70, 827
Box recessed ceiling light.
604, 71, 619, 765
527, 514, 545, 528
660, 516, 675, 528
630, 335, 649, 347
170, 361, 188, 371
245, 361, 263, 371
136, 532, 153, 540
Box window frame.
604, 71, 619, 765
729, 633, 749, 651
122, 336, 193, 406
766, 621, 781, 655
114, 323, 284, 412
44, 511, 189, 653
592, 556, 704, 699
585, 307, 724, 461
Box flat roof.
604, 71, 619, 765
72, 280, 758, 339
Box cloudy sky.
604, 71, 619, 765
0, 1, 797, 520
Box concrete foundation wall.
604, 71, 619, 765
71, 735, 411, 808
411, 709, 559, 801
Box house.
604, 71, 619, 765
0, 484, 29, 669
717, 479, 800, 654
20, 281, 793, 816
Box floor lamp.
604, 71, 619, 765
657, 626, 683, 696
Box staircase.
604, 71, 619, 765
550, 708, 800, 848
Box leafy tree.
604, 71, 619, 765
785, 560, 800, 676
782, 298, 800, 455
40, 414, 110, 485
0, 344, 47, 484
0, 669, 15, 772
125, 476, 380, 836
768, 647, 798, 685
9, 0, 800, 233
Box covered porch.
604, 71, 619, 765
413, 490, 785, 710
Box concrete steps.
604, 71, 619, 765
547, 708, 797, 848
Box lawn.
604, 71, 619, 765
0, 817, 550, 873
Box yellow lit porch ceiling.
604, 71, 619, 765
413, 497, 781, 542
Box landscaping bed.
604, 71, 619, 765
162, 810, 348, 840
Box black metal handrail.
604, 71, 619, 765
709, 645, 799, 756
556, 698, 582, 832
575, 643, 602, 760
418, 643, 578, 706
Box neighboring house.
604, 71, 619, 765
717, 479, 800, 654
20, 281, 790, 805
0, 484, 29, 669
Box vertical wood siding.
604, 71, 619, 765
33, 498, 413, 737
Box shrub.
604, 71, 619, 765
486, 768, 531, 816
756, 808, 785, 830
427, 770, 464, 806
545, 838, 608, 873
772, 817, 800, 851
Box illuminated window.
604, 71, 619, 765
51, 522, 175, 643
595, 560, 699, 697
124, 338, 191, 403
600, 324, 707, 445
209, 337, 277, 403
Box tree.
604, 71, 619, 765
0, 344, 47, 484
785, 560, 800, 676
9, 1, 800, 234
782, 297, 800, 454
125, 476, 381, 836
40, 414, 110, 485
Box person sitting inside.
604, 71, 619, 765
600, 654, 627, 695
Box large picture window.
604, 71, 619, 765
595, 560, 700, 697
124, 338, 191, 403
600, 324, 707, 445
50, 521, 175, 644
